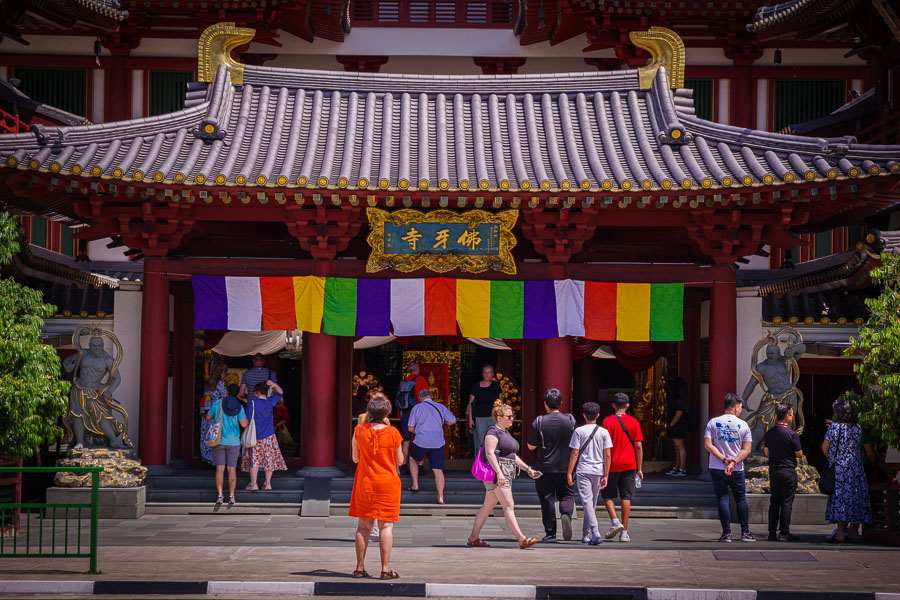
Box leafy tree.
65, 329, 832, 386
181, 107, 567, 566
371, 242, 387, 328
0, 212, 69, 459
846, 251, 900, 448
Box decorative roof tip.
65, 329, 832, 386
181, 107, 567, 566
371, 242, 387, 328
628, 26, 685, 90
197, 22, 256, 86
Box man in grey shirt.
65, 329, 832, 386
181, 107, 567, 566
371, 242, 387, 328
408, 389, 457, 503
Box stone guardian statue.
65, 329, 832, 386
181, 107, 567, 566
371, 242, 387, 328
62, 326, 132, 450
741, 327, 806, 449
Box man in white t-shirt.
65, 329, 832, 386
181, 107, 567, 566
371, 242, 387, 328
566, 402, 613, 545
703, 393, 755, 543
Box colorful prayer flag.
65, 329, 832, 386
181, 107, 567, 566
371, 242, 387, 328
616, 283, 651, 341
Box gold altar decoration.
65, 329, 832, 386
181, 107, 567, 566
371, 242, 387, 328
366, 208, 518, 275
198, 22, 255, 84
629, 26, 685, 89
352, 370, 384, 398
493, 372, 522, 440
746, 327, 806, 435
403, 351, 461, 457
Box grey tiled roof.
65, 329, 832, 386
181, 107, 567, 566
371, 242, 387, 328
2, 62, 900, 193
747, 0, 859, 35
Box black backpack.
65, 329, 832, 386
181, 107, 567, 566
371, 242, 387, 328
395, 379, 417, 411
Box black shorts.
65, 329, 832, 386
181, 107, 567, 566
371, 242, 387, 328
601, 469, 636, 501
409, 444, 445, 470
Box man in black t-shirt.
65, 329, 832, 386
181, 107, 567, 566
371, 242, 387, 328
527, 388, 576, 542
763, 403, 803, 542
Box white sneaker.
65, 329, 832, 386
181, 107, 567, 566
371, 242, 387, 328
582, 534, 592, 544
605, 523, 624, 539
619, 531, 631, 542
664, 467, 678, 475
673, 469, 687, 477
589, 534, 604, 545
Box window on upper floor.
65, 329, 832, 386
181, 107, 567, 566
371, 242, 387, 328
148, 70, 195, 117
351, 0, 517, 27
773, 78, 846, 132
11, 67, 87, 117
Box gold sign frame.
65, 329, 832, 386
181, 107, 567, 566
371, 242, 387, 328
366, 208, 518, 274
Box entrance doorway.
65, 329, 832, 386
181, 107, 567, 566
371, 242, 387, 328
352, 337, 523, 466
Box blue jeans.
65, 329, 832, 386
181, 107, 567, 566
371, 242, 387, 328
710, 468, 749, 535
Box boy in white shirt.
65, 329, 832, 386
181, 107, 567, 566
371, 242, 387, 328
566, 402, 613, 545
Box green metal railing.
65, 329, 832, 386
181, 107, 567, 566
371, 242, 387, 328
0, 466, 103, 574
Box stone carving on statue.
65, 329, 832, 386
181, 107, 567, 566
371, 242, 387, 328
62, 325, 132, 450
741, 327, 806, 449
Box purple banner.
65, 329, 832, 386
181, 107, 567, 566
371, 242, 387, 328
192, 275, 228, 330
356, 278, 391, 336
523, 280, 558, 339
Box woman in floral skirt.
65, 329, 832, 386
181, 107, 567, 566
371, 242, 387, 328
822, 397, 872, 542
240, 380, 288, 489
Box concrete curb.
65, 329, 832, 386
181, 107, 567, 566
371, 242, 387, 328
647, 590, 756, 600
0, 580, 887, 598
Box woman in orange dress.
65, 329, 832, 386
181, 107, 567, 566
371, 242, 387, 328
349, 393, 404, 580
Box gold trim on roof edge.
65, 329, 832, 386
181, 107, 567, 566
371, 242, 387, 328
198, 22, 256, 85
629, 26, 685, 90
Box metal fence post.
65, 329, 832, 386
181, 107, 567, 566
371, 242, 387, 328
88, 469, 99, 574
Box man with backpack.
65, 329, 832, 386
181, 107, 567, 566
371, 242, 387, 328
527, 388, 577, 542
407, 389, 457, 502
397, 362, 429, 472
600, 392, 644, 542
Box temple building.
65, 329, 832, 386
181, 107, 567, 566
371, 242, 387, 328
1, 1, 899, 491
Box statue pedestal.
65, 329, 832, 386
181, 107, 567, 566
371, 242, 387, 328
46, 486, 146, 519
743, 453, 821, 494
54, 448, 147, 488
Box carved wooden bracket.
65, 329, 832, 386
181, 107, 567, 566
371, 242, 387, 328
519, 206, 599, 263
284, 203, 362, 260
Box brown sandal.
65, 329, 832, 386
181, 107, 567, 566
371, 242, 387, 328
466, 538, 491, 547
352, 569, 369, 578
380, 570, 400, 580
519, 537, 539, 549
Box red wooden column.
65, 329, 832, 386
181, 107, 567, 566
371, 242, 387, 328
176, 288, 195, 464
541, 263, 572, 413
139, 256, 170, 467
520, 339, 539, 464
708, 267, 737, 419
297, 260, 342, 477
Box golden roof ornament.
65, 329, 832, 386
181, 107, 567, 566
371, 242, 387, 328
198, 22, 256, 85
628, 26, 686, 90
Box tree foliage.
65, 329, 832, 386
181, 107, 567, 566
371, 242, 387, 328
846, 251, 900, 448
0, 212, 69, 459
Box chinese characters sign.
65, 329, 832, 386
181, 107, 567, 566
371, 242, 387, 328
366, 208, 518, 274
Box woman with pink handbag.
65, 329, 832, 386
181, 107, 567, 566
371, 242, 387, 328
467, 399, 541, 549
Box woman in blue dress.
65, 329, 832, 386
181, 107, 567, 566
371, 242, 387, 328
822, 397, 872, 542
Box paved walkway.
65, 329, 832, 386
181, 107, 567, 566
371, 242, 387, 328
2, 515, 899, 593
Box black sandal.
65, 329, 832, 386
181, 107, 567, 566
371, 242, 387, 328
380, 570, 400, 580
352, 569, 369, 578
406, 487, 419, 493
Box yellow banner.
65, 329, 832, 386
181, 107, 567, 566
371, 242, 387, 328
292, 276, 326, 334
456, 279, 491, 338
616, 283, 651, 341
